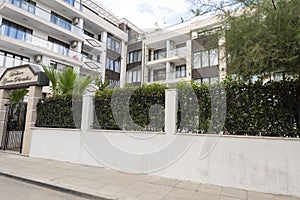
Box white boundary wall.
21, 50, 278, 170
30, 127, 300, 197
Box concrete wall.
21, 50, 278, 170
30, 128, 300, 197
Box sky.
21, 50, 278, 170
97, 0, 194, 29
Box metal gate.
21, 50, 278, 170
1, 102, 27, 153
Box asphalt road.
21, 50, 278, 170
0, 176, 89, 200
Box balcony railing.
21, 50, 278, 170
0, 25, 83, 61
63, 0, 82, 11
5, 0, 83, 35
168, 47, 188, 57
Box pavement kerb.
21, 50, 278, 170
0, 171, 113, 200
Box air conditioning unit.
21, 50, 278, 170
70, 40, 78, 48
34, 54, 43, 63
72, 17, 80, 25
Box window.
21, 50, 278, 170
50, 61, 69, 71
176, 65, 186, 78
106, 57, 120, 73
126, 69, 141, 83
50, 12, 72, 31
0, 50, 30, 67
1, 19, 33, 42
48, 37, 70, 56
83, 29, 94, 38
63, 0, 75, 6
107, 36, 121, 53
193, 48, 219, 68
128, 50, 142, 64
7, 0, 36, 14
153, 49, 166, 60
194, 76, 219, 84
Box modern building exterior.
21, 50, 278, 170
0, 0, 249, 94
0, 0, 131, 94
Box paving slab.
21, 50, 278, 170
0, 152, 299, 200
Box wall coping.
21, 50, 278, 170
30, 127, 300, 141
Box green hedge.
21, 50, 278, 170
94, 84, 167, 131
177, 79, 300, 137
35, 80, 300, 137
36, 96, 82, 129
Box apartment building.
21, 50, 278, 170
0, 0, 131, 93
0, 0, 230, 91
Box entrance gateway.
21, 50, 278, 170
0, 64, 48, 155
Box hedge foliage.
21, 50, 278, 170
94, 84, 167, 131
36, 95, 82, 129
176, 79, 300, 137
36, 80, 300, 137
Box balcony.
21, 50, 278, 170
62, 0, 82, 11
146, 47, 188, 66
2, 0, 83, 36
82, 56, 102, 70
0, 25, 82, 61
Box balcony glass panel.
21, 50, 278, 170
5, 0, 83, 35
0, 26, 82, 61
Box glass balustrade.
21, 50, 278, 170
0, 25, 82, 61
5, 0, 83, 35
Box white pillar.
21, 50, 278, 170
0, 89, 9, 148
166, 40, 171, 58
101, 31, 108, 79
186, 39, 192, 81
81, 95, 94, 131
218, 36, 226, 81
120, 41, 126, 88
165, 89, 178, 135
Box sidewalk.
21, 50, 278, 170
0, 152, 298, 200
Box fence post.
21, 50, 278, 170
81, 95, 94, 131
165, 89, 178, 135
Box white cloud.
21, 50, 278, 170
97, 0, 193, 29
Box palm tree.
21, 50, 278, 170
9, 89, 28, 104
43, 66, 95, 96
42, 65, 58, 96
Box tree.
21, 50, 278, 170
9, 89, 28, 104
43, 66, 95, 96
190, 0, 300, 80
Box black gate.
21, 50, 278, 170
1, 102, 27, 153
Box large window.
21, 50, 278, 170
193, 48, 219, 68
126, 69, 141, 83
63, 0, 75, 6
48, 37, 70, 56
153, 49, 166, 60
50, 11, 72, 31
128, 50, 142, 64
176, 65, 186, 78
195, 76, 219, 84
50, 60, 70, 71
1, 19, 33, 42
106, 57, 120, 73
107, 36, 121, 53
0, 50, 30, 68
7, 0, 36, 14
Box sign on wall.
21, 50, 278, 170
0, 64, 49, 89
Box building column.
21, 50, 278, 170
101, 31, 108, 79
120, 41, 126, 88
0, 89, 9, 148
218, 36, 227, 81
22, 86, 43, 156
165, 89, 178, 135
186, 39, 192, 81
